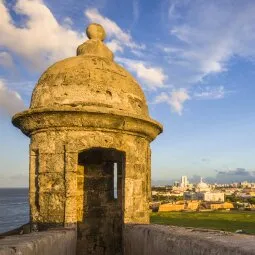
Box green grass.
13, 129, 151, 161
150, 211, 255, 234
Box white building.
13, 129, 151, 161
184, 191, 225, 202
184, 178, 225, 202
202, 192, 225, 202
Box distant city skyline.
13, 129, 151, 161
1, 0, 255, 187
152, 172, 255, 186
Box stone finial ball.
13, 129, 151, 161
86, 23, 106, 41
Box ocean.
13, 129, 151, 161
0, 188, 29, 234
0, 188, 117, 234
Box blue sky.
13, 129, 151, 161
0, 0, 255, 187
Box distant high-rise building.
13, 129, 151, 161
181, 176, 188, 188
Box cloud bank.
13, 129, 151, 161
215, 168, 255, 183
0, 1, 167, 98
166, 0, 255, 84
0, 0, 84, 70
2, 0, 255, 116
153, 0, 255, 113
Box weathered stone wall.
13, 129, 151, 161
124, 224, 255, 255
2, 225, 255, 255
28, 129, 151, 254
29, 129, 151, 227
0, 229, 76, 255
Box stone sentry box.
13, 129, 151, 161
12, 23, 162, 255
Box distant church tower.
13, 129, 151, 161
12, 24, 162, 254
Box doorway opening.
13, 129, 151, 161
76, 148, 125, 255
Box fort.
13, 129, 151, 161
0, 24, 255, 255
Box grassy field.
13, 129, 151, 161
150, 211, 255, 234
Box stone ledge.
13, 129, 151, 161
12, 108, 162, 141
0, 228, 76, 255
124, 224, 255, 255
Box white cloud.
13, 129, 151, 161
154, 85, 228, 115
0, 1, 146, 67
154, 88, 190, 115
0, 51, 13, 68
0, 0, 84, 70
63, 17, 73, 29
165, 1, 255, 84
193, 86, 227, 100
85, 8, 145, 52
106, 39, 123, 53
130, 49, 145, 57
116, 57, 167, 90
154, 92, 171, 104
0, 80, 25, 116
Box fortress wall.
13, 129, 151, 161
124, 224, 255, 255
1, 224, 255, 255
0, 228, 76, 255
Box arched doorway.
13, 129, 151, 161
76, 148, 125, 255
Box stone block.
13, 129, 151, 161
77, 176, 84, 192
47, 193, 65, 216
46, 153, 65, 173
38, 173, 65, 193
36, 153, 65, 173
77, 164, 84, 175
133, 179, 144, 196
65, 196, 77, 223
29, 173, 36, 192
38, 193, 50, 218
65, 172, 77, 197
65, 152, 78, 172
